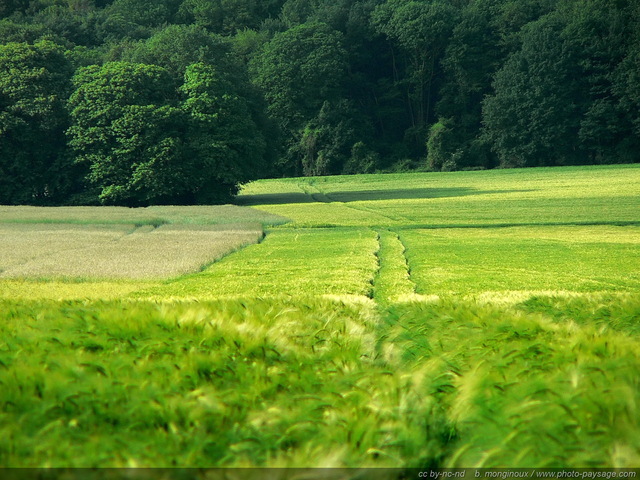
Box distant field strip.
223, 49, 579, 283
238, 165, 640, 302
0, 205, 289, 227
0, 223, 263, 280
238, 165, 640, 228
0, 280, 156, 300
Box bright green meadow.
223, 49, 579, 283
1, 164, 639, 469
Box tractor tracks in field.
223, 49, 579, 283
296, 180, 421, 304
371, 228, 420, 304
298, 181, 412, 224
298, 182, 333, 204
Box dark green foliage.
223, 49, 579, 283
372, 0, 459, 152
230, 27, 270, 63
0, 40, 75, 205
177, 0, 285, 34
482, 13, 583, 167
434, 0, 504, 170
563, 0, 639, 164
490, 0, 556, 52
176, 0, 224, 32
30, 6, 103, 47
250, 22, 349, 175
180, 62, 266, 200
105, 0, 181, 29
250, 22, 347, 130
67, 61, 265, 206
0, 0, 30, 18
123, 24, 275, 178
483, 1, 639, 168
343, 141, 380, 174
615, 42, 640, 137
426, 114, 499, 171
296, 100, 371, 176
122, 24, 234, 81
1, 0, 640, 205
611, 2, 640, 160
280, 0, 321, 27
67, 62, 181, 205
0, 18, 50, 44
426, 119, 454, 171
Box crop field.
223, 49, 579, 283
0, 205, 289, 227
0, 223, 264, 280
1, 164, 640, 469
400, 226, 640, 297
0, 206, 285, 299
237, 164, 640, 228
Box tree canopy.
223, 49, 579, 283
0, 0, 638, 205
0, 40, 73, 204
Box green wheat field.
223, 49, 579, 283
1, 164, 639, 469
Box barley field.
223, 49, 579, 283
1, 164, 640, 469
0, 223, 263, 280
0, 205, 282, 296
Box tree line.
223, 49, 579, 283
1, 0, 639, 205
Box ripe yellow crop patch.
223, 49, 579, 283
0, 222, 263, 280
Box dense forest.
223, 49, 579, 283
1, 0, 639, 206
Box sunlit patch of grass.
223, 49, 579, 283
136, 228, 379, 300
400, 226, 640, 296
0, 279, 154, 300
239, 165, 640, 228
0, 205, 289, 228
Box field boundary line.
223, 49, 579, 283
298, 182, 332, 203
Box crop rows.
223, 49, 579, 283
136, 228, 379, 300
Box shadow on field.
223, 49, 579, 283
236, 188, 535, 206
236, 192, 315, 206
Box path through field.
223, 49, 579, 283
145, 164, 640, 302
